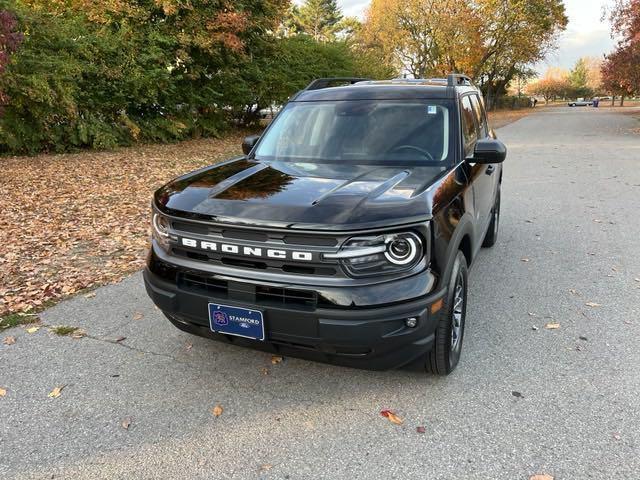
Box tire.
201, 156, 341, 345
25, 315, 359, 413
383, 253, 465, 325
482, 188, 500, 248
425, 251, 468, 376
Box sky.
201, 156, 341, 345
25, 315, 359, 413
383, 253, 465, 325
332, 0, 618, 74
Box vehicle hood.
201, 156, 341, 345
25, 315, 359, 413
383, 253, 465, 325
155, 158, 444, 230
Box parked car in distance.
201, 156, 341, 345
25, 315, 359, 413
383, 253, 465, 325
568, 98, 593, 107
144, 74, 507, 375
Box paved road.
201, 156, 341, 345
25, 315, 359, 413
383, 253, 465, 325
2, 107, 640, 479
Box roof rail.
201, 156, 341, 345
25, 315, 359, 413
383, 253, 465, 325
305, 77, 370, 91
447, 74, 472, 87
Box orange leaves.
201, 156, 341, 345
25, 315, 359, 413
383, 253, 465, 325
212, 405, 223, 417
48, 385, 65, 398
0, 136, 243, 318
380, 409, 403, 425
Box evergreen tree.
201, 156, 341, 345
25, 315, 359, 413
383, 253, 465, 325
568, 58, 593, 98
295, 0, 343, 42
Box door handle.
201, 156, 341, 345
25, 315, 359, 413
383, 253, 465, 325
485, 165, 495, 175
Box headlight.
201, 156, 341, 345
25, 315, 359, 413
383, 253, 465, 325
326, 231, 424, 277
152, 211, 171, 250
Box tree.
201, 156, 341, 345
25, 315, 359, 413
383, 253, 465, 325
0, 9, 23, 108
360, 0, 568, 108
361, 0, 482, 78
568, 58, 593, 99
0, 0, 367, 154
293, 0, 343, 42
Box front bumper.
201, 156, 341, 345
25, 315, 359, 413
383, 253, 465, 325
144, 249, 446, 370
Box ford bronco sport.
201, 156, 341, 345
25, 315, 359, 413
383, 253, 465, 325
144, 74, 507, 375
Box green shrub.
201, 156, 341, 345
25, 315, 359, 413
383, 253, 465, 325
0, 3, 371, 155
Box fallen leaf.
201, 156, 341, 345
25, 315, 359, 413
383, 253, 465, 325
380, 409, 403, 425
132, 312, 143, 321
613, 433, 621, 441
585, 302, 601, 308
271, 355, 283, 365
416, 426, 426, 434
26, 326, 40, 334
634, 278, 640, 283
511, 391, 524, 398
527, 312, 537, 317
121, 417, 132, 430
212, 405, 223, 417
579, 336, 588, 341
185, 342, 193, 351
0, 387, 6, 397
84, 292, 96, 299
531, 325, 539, 331
521, 258, 531, 262
259, 464, 273, 472
569, 289, 580, 296
529, 475, 554, 480
71, 329, 85, 339
261, 367, 269, 375
544, 322, 560, 330
3, 336, 16, 345
115, 336, 126, 342
48, 385, 65, 398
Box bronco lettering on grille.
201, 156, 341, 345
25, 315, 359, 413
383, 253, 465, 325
179, 237, 314, 262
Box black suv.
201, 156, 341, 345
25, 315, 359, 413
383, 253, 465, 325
144, 74, 506, 375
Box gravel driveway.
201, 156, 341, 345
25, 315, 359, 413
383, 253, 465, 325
2, 107, 639, 479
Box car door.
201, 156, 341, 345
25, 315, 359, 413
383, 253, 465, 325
460, 94, 494, 231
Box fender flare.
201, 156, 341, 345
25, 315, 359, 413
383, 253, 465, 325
440, 213, 476, 288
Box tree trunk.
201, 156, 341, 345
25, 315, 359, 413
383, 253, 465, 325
620, 96, 625, 106
486, 82, 495, 111
611, 95, 615, 107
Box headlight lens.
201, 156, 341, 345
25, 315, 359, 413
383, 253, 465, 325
152, 211, 171, 250
327, 231, 424, 277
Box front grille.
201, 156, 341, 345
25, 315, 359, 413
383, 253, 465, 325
256, 285, 317, 309
166, 218, 362, 279
178, 272, 318, 310
171, 247, 338, 277
179, 273, 228, 296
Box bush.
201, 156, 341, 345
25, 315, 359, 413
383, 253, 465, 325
492, 95, 532, 110
0, 4, 367, 155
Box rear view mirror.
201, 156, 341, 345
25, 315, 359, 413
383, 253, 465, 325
468, 138, 507, 164
242, 135, 260, 155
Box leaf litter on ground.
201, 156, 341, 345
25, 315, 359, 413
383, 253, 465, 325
0, 135, 245, 318
380, 409, 403, 425
212, 405, 223, 417
48, 385, 65, 398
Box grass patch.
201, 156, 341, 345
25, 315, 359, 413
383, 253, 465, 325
50, 325, 80, 336
0, 313, 39, 330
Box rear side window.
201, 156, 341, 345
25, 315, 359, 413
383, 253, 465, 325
469, 94, 488, 138
460, 96, 477, 157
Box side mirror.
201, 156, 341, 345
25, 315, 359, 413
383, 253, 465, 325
468, 138, 507, 164
242, 134, 260, 155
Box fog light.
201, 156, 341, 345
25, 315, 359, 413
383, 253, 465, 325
405, 317, 418, 328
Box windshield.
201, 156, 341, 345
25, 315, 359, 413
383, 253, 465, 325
254, 100, 453, 165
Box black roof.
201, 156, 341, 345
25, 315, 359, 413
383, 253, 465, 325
292, 78, 479, 102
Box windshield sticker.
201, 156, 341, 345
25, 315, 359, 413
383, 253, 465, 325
427, 105, 437, 115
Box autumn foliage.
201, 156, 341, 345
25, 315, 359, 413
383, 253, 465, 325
601, 0, 640, 101
0, 1, 370, 154
360, 0, 568, 108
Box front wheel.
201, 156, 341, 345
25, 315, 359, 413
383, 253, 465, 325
425, 251, 468, 375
